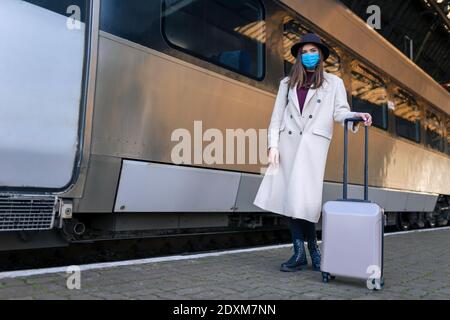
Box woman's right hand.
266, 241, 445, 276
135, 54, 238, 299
268, 147, 280, 166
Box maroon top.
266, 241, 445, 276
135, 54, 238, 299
296, 72, 314, 115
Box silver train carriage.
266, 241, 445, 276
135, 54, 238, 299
0, 0, 449, 251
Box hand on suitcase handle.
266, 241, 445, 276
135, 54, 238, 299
345, 113, 372, 127
344, 117, 364, 122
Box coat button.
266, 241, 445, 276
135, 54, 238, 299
317, 99, 321, 103
290, 115, 293, 118
309, 115, 313, 118
288, 130, 292, 134
300, 131, 303, 135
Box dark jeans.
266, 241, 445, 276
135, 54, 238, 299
288, 217, 317, 242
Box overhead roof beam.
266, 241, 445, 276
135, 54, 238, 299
426, 0, 450, 30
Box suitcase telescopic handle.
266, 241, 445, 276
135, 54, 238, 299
343, 117, 369, 202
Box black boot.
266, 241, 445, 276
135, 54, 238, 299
280, 238, 307, 272
280, 218, 307, 272
280, 246, 300, 268
307, 238, 321, 271
299, 219, 321, 271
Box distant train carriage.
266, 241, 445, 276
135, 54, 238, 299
0, 0, 449, 251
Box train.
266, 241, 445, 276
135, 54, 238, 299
0, 0, 449, 251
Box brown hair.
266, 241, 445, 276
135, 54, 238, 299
286, 45, 325, 90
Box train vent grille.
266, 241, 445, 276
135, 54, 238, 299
0, 195, 57, 231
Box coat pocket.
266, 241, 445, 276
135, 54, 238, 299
312, 128, 332, 140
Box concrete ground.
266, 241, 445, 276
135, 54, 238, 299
1, 227, 449, 300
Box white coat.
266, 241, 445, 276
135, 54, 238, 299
253, 71, 359, 223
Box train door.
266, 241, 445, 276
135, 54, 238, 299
0, 0, 89, 191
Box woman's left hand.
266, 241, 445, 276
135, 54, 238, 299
355, 112, 372, 126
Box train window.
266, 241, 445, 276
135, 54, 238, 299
162, 0, 266, 80
100, 0, 160, 47
283, 17, 342, 77
425, 109, 445, 153
350, 60, 388, 130
393, 87, 421, 143
23, 0, 87, 22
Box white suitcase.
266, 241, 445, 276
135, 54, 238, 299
321, 117, 385, 290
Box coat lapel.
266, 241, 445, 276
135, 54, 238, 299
302, 87, 318, 114
288, 84, 300, 115
302, 73, 331, 116
288, 73, 330, 116
289, 83, 312, 116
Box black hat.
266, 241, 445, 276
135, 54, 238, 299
290, 33, 330, 61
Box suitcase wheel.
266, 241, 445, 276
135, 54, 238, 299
370, 277, 384, 290
322, 272, 335, 283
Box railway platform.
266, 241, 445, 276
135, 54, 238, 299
0, 227, 449, 300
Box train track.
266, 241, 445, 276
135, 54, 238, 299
0, 227, 290, 272
2, 223, 447, 273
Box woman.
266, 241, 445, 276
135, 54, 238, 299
253, 33, 372, 272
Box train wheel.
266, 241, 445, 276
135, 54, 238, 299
437, 217, 448, 227
425, 212, 437, 228
416, 212, 425, 228
397, 213, 410, 231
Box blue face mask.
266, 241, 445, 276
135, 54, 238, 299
301, 52, 320, 69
